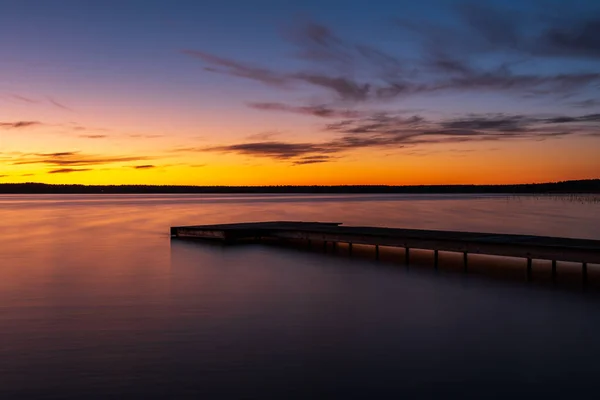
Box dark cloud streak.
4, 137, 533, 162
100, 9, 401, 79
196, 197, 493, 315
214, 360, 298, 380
247, 102, 363, 118
48, 168, 92, 174
13, 151, 154, 167
10, 94, 38, 104
0, 121, 42, 129
79, 134, 108, 139
182, 50, 289, 86
47, 97, 74, 112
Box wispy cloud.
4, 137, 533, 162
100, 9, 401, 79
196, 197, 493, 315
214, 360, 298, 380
400, 4, 600, 61
1, 93, 75, 111
13, 151, 154, 167
9, 94, 39, 104
182, 50, 290, 86
440, 115, 533, 132
569, 99, 600, 108
132, 165, 155, 169
206, 141, 330, 160
48, 168, 92, 174
79, 134, 108, 139
245, 131, 282, 141
128, 134, 164, 139
293, 155, 335, 165
544, 114, 600, 124
0, 121, 42, 129
247, 102, 363, 118
46, 97, 74, 112
168, 146, 203, 153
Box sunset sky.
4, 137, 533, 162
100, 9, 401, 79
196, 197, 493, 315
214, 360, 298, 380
1, 0, 599, 185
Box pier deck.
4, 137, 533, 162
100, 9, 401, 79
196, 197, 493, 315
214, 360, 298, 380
170, 221, 600, 280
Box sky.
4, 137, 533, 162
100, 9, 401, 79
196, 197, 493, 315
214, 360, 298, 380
1, 0, 599, 185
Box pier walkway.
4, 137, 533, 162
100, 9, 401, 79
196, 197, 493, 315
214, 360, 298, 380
171, 221, 600, 281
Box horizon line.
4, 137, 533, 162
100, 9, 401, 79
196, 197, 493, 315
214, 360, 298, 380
1, 178, 599, 188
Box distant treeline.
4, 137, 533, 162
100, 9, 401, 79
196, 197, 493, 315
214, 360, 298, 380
1, 179, 599, 194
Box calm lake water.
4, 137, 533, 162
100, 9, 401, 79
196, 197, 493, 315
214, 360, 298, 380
1, 194, 600, 399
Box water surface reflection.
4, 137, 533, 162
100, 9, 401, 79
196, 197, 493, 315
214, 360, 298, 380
1, 194, 599, 398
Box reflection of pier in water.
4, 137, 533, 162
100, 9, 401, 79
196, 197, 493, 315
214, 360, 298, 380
171, 221, 600, 285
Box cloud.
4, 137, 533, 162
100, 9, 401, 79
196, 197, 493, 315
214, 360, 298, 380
0, 121, 42, 129
206, 141, 329, 159
325, 113, 426, 135
47, 97, 73, 112
1, 94, 76, 110
182, 50, 289, 86
441, 115, 533, 132
183, 21, 415, 103
128, 134, 164, 138
286, 20, 405, 80
429, 70, 600, 97
79, 134, 108, 139
9, 94, 39, 104
132, 165, 155, 169
48, 168, 92, 174
537, 17, 600, 59
63, 123, 110, 133
293, 73, 373, 101
408, 4, 600, 61
543, 113, 600, 124
245, 131, 281, 141
293, 155, 334, 165
13, 151, 154, 167
203, 137, 397, 162
284, 20, 352, 66
569, 99, 600, 108
247, 102, 363, 118
37, 151, 78, 157
201, 110, 599, 163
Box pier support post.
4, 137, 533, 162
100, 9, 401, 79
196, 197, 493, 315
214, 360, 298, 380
323, 241, 327, 252
463, 252, 468, 272
583, 262, 588, 285
527, 258, 533, 281
405, 247, 410, 265
333, 241, 337, 252
348, 242, 353, 255
434, 250, 439, 270
375, 245, 380, 260
308, 239, 312, 248
552, 260, 557, 281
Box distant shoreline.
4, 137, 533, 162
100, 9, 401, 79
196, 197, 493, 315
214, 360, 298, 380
0, 179, 599, 194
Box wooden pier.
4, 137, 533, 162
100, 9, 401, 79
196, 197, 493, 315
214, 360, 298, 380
171, 221, 600, 281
